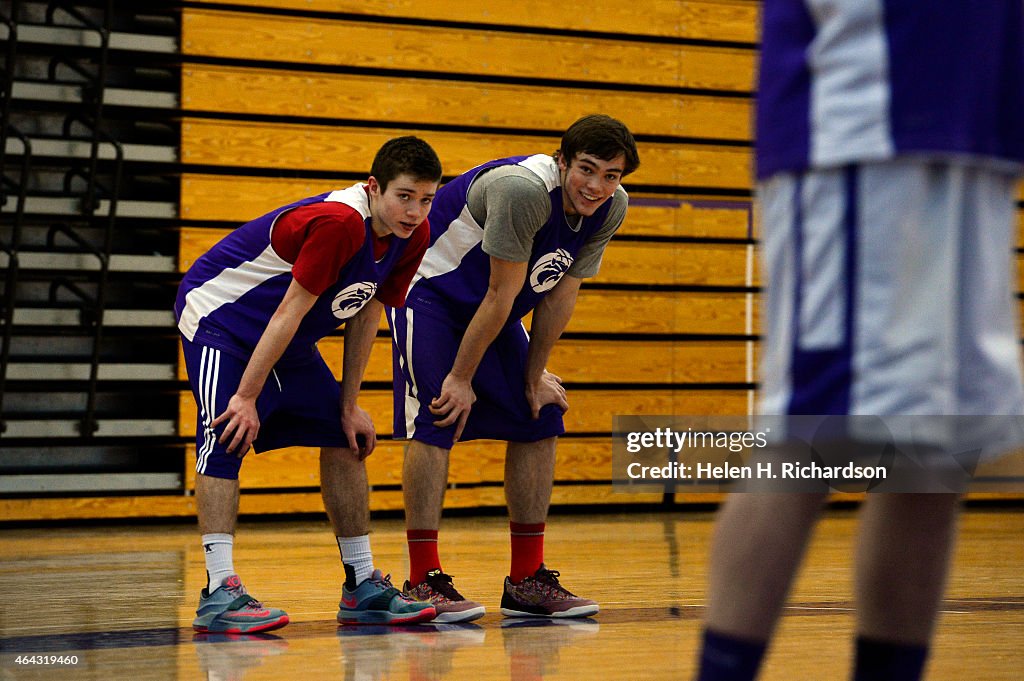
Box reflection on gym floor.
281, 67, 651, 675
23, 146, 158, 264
1, 511, 1022, 680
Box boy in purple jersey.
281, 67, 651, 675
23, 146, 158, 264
176, 137, 442, 632
696, 2, 1024, 680
387, 115, 640, 622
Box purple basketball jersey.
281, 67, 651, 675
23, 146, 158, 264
405, 154, 613, 325
175, 183, 409, 362
757, 0, 1024, 178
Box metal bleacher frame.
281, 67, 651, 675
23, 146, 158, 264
0, 0, 184, 507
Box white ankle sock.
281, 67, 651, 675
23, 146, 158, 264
202, 533, 235, 591
337, 535, 374, 585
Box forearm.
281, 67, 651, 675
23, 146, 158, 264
450, 291, 515, 380
525, 278, 580, 383
340, 299, 383, 409
235, 311, 302, 399
236, 278, 317, 400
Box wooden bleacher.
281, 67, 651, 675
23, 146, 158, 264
7, 1, 1018, 522
180, 0, 760, 44
179, 123, 752, 190
170, 0, 762, 515
170, 0, 1024, 512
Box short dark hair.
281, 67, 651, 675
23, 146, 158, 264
370, 136, 443, 190
557, 114, 640, 176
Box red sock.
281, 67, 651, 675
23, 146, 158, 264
407, 529, 440, 586
509, 522, 545, 583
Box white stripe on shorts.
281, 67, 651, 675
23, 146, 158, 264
196, 346, 211, 473
196, 346, 220, 474
797, 171, 848, 349
404, 307, 419, 438
388, 307, 403, 374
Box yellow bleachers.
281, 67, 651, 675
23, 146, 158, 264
181, 120, 752, 190
182, 64, 753, 141
185, 0, 759, 43
181, 8, 755, 91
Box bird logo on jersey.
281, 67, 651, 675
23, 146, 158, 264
529, 249, 574, 293
331, 282, 378, 320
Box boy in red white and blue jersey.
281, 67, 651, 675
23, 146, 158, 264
176, 137, 441, 632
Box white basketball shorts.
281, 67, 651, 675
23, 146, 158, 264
757, 158, 1024, 420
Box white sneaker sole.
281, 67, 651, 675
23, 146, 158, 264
433, 605, 486, 623
500, 603, 599, 618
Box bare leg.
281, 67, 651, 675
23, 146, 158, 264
855, 493, 961, 644
196, 473, 239, 535
704, 493, 828, 640
505, 437, 557, 524
403, 440, 451, 530
320, 447, 369, 536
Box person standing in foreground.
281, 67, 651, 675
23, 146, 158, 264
389, 114, 640, 622
175, 137, 443, 632
695, 2, 1024, 679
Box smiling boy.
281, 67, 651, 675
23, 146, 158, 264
175, 136, 442, 632
387, 115, 640, 622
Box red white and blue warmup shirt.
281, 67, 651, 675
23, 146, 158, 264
175, 183, 427, 361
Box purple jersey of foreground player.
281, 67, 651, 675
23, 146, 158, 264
756, 0, 1024, 179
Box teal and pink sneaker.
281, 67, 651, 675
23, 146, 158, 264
337, 567, 436, 625
193, 575, 289, 634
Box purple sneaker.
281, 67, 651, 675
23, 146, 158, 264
404, 569, 486, 623
500, 565, 599, 618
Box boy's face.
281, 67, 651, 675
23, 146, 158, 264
367, 173, 439, 238
558, 151, 626, 217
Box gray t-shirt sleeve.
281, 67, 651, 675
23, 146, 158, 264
469, 167, 553, 262
566, 186, 628, 279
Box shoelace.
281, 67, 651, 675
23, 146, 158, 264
373, 573, 415, 602
223, 581, 265, 609
535, 568, 561, 585
529, 568, 575, 599
425, 571, 462, 601
371, 572, 396, 589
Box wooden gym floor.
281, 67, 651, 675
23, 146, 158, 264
0, 507, 1021, 680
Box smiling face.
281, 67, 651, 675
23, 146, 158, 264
367, 173, 439, 238
557, 152, 626, 217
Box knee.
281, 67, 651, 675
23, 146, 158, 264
507, 436, 558, 457
407, 440, 452, 460
321, 447, 364, 464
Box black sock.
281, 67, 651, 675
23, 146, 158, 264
695, 628, 767, 681
853, 636, 928, 681
343, 563, 357, 591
